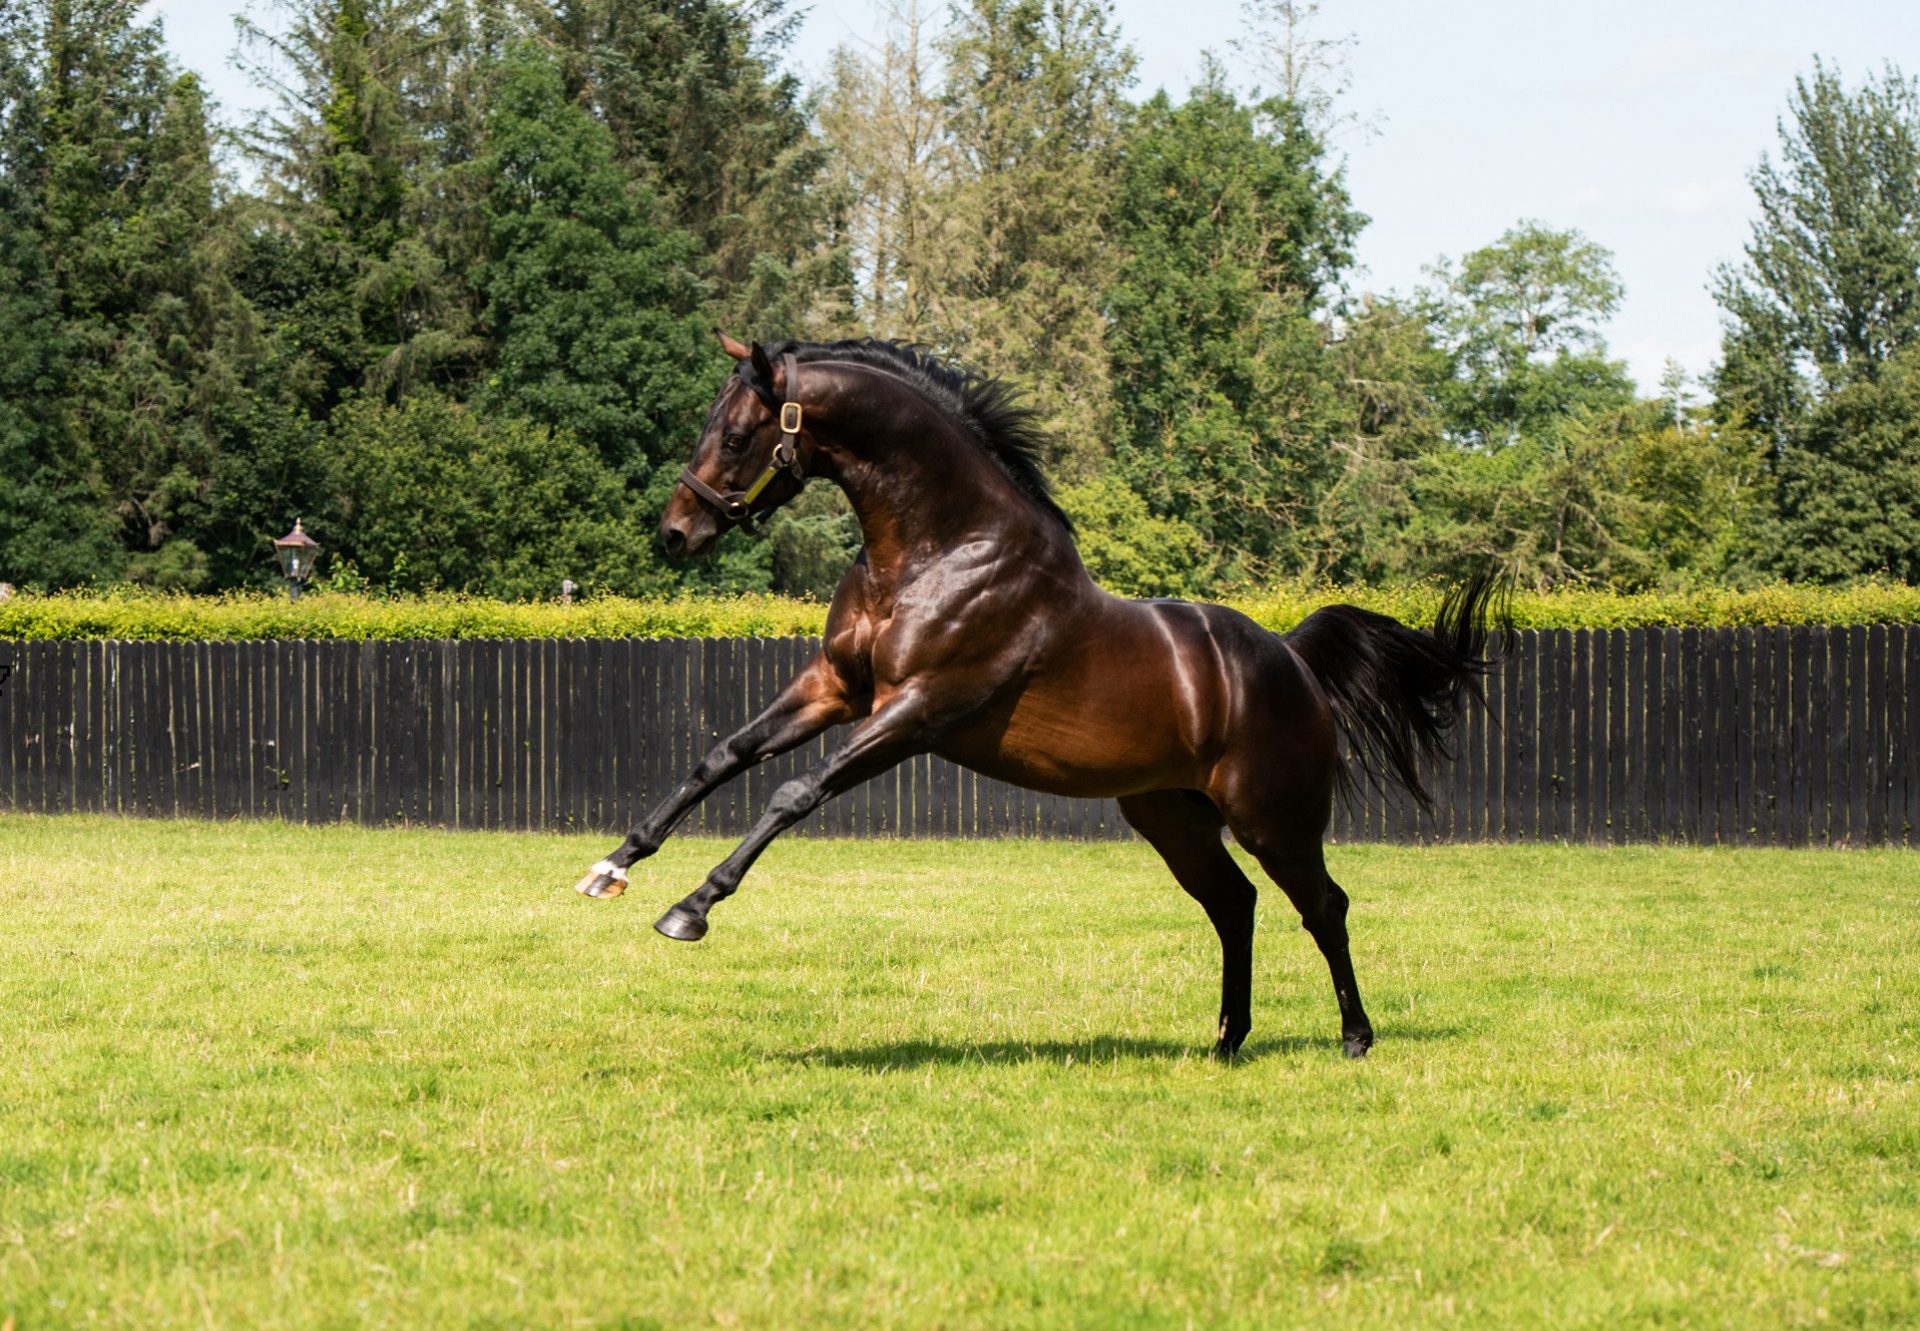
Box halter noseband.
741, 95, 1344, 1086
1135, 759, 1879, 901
677, 351, 808, 532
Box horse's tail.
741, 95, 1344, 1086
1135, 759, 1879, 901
1283, 574, 1507, 810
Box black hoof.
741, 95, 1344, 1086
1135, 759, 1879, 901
1342, 1032, 1374, 1060
653, 904, 709, 942
1212, 1016, 1250, 1061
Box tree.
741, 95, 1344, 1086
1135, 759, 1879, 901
327, 393, 666, 597
817, 0, 955, 342
0, 6, 119, 586
527, 0, 840, 335
1423, 221, 1634, 449
1382, 224, 1643, 589
475, 43, 711, 490
1714, 61, 1920, 579
240, 0, 489, 399
1315, 295, 1451, 582
1764, 342, 1920, 582
1105, 74, 1363, 580
25, 1, 260, 585
938, 0, 1135, 472
1230, 0, 1360, 141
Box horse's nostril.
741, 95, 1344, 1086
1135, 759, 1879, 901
663, 525, 689, 558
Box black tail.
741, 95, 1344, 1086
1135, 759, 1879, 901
1283, 575, 1507, 809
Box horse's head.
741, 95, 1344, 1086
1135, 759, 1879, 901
660, 331, 813, 559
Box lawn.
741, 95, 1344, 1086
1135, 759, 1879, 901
1, 816, 1916, 1329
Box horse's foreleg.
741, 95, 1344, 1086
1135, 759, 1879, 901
652, 701, 931, 939
572, 655, 856, 899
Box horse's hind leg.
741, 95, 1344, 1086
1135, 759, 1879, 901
1117, 791, 1257, 1058
1211, 781, 1374, 1059
1238, 830, 1373, 1058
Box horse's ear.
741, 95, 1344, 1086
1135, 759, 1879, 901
715, 328, 751, 360
740, 341, 780, 409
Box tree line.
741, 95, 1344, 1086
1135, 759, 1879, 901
1, 0, 1916, 599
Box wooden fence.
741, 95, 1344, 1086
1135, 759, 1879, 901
1, 628, 1915, 845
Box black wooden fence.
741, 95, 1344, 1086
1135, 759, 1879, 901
1, 628, 1915, 845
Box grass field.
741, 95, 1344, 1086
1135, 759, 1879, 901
1, 816, 1916, 1329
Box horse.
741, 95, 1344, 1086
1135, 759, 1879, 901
571, 333, 1499, 1058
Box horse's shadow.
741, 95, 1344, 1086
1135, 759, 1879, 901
781, 1025, 1462, 1070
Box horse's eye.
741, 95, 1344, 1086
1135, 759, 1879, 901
721, 433, 747, 453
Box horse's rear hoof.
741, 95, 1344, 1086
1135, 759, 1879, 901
654, 904, 708, 942
1342, 1033, 1373, 1060
573, 861, 629, 899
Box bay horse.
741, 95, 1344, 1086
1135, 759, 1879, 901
572, 334, 1498, 1058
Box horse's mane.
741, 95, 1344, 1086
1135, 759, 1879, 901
765, 338, 1072, 534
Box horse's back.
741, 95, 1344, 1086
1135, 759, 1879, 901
930, 590, 1332, 799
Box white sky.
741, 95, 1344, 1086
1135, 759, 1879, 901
151, 0, 1920, 394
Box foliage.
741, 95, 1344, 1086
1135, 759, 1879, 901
1714, 60, 1920, 445
1057, 474, 1210, 597
15, 2, 257, 579
1714, 61, 1920, 581
936, 0, 1135, 473
1380, 225, 1654, 591
0, 7, 121, 587
816, 0, 954, 343
1106, 76, 1363, 582
524, 0, 840, 335
4, 818, 1919, 1328
325, 393, 668, 599
474, 43, 711, 488
0, 6, 1916, 602
1422, 220, 1635, 450
7, 580, 1920, 642
1764, 341, 1920, 582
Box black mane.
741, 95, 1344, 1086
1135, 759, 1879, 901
764, 338, 1072, 533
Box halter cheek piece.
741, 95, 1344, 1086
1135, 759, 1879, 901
677, 351, 809, 532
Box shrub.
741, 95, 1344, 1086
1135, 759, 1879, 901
2, 580, 1916, 642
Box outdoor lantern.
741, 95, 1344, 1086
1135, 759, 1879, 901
272, 519, 321, 601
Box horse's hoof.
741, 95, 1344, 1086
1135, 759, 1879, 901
1342, 1033, 1373, 1060
653, 904, 709, 942
1212, 1017, 1249, 1061
572, 861, 628, 899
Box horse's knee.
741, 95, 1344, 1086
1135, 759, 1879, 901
766, 775, 817, 820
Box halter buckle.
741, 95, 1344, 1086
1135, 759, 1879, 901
779, 402, 804, 434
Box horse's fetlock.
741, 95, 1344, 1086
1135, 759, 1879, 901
618, 834, 661, 865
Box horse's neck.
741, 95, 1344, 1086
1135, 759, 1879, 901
822, 370, 1060, 581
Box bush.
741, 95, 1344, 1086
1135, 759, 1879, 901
2, 580, 1916, 642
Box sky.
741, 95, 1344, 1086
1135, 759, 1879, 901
150, 0, 1920, 394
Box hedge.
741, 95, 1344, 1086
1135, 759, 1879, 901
1, 582, 1917, 642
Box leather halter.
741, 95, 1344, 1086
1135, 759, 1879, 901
677, 351, 808, 532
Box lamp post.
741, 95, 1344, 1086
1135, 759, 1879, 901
272, 519, 321, 602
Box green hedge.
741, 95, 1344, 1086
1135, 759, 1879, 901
2, 582, 1917, 641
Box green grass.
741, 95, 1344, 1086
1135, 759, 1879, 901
1, 816, 1916, 1329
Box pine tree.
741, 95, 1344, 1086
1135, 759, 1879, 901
23, 1, 256, 584
818, 0, 955, 342
240, 0, 488, 399
938, 0, 1135, 473
1714, 61, 1920, 579
475, 43, 711, 492
0, 6, 118, 585
528, 0, 840, 334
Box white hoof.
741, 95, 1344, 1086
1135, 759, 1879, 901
572, 860, 629, 899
